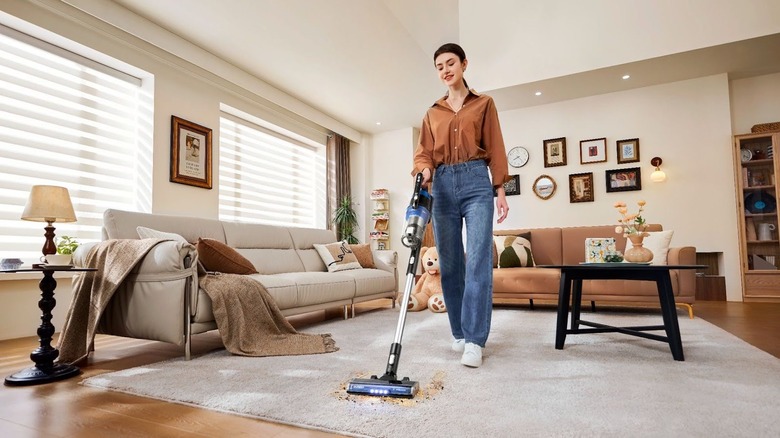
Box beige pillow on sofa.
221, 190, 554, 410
314, 241, 362, 272
642, 230, 674, 265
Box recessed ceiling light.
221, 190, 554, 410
622, 75, 631, 80
535, 91, 542, 96
376, 122, 381, 125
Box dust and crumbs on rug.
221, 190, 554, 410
333, 371, 446, 407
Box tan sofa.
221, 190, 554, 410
492, 224, 697, 316
75, 209, 398, 359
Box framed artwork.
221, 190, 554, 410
605, 167, 642, 192
543, 137, 567, 167
569, 172, 594, 203
616, 138, 640, 164
494, 174, 521, 196
580, 137, 607, 164
170, 115, 213, 189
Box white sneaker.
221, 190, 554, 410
461, 343, 483, 368
452, 339, 465, 352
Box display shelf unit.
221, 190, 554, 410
370, 189, 390, 250
734, 132, 780, 301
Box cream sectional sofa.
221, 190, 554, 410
76, 209, 398, 359
492, 224, 698, 316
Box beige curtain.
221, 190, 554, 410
326, 133, 351, 235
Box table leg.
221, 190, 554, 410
571, 279, 583, 330
656, 272, 685, 361
555, 271, 572, 349
5, 270, 80, 386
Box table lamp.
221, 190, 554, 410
21, 185, 77, 256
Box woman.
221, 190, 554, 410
412, 43, 510, 368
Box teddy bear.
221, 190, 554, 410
400, 246, 447, 313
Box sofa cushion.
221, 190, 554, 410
314, 241, 362, 272
494, 233, 535, 268
350, 244, 376, 268
642, 230, 674, 265
197, 238, 258, 274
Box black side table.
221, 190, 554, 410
2, 266, 96, 386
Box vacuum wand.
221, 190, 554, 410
346, 172, 433, 398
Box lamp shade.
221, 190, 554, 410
21, 185, 77, 223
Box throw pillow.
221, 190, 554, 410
314, 241, 362, 272
493, 232, 534, 268
136, 226, 189, 245
642, 230, 674, 265
196, 238, 258, 275
350, 244, 376, 268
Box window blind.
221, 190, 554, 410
219, 113, 327, 228
0, 25, 149, 263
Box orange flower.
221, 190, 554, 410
614, 200, 648, 237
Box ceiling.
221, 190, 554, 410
100, 0, 780, 136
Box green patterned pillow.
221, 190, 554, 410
493, 233, 535, 268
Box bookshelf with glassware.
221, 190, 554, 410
734, 131, 780, 301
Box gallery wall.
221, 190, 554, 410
367, 72, 780, 302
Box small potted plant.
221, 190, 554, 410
48, 235, 79, 265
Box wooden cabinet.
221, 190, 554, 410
734, 132, 780, 301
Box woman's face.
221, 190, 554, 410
434, 52, 467, 88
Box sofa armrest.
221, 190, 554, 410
82, 239, 199, 345
372, 249, 397, 273
668, 246, 696, 300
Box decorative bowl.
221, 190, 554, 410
1, 258, 24, 270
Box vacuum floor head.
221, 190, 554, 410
347, 377, 419, 398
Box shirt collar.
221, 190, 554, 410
432, 88, 481, 108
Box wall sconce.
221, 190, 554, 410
650, 157, 667, 182
21, 185, 77, 257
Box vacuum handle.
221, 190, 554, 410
411, 172, 423, 208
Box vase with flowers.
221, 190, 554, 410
614, 200, 653, 263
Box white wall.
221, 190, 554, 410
730, 72, 780, 134
461, 0, 780, 91
368, 75, 745, 301
363, 128, 419, 270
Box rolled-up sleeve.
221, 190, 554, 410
482, 97, 510, 187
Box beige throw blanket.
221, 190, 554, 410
57, 239, 167, 365
200, 273, 337, 357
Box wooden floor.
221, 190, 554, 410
1, 300, 778, 437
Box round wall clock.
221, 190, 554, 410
508, 146, 529, 168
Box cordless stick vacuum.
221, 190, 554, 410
347, 172, 433, 398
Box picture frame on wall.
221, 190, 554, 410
543, 137, 567, 167
170, 115, 213, 189
616, 138, 640, 164
568, 172, 594, 203
494, 174, 521, 196
580, 137, 607, 164
605, 167, 642, 192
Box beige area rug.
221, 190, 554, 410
82, 308, 780, 437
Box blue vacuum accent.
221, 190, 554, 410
346, 173, 432, 399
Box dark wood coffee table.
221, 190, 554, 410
2, 266, 96, 386
540, 264, 705, 361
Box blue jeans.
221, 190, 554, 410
431, 160, 494, 347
